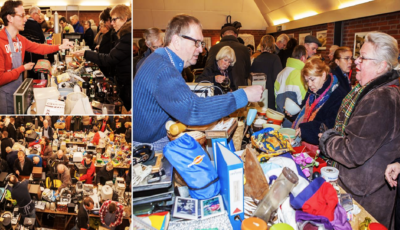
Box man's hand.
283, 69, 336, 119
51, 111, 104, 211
54, 190, 59, 196
215, 75, 225, 83
59, 41, 73, 50
385, 162, 400, 187
24, 62, 35, 70
243, 85, 263, 102
15, 170, 20, 175
72, 50, 85, 57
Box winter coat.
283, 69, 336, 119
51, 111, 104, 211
79, 159, 95, 184
13, 157, 34, 176
206, 35, 250, 87
319, 70, 400, 229
296, 75, 347, 145
1, 137, 13, 160
96, 165, 113, 185
251, 52, 283, 110
195, 60, 235, 94
330, 66, 352, 93
84, 28, 94, 50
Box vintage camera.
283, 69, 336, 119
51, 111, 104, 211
58, 82, 75, 89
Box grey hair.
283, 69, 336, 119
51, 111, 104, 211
276, 34, 289, 43
365, 31, 400, 71
70, 15, 79, 20
29, 6, 40, 15
216, 46, 236, 66
143, 27, 162, 47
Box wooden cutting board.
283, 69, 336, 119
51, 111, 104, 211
151, 153, 163, 173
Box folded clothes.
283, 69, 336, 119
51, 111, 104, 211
296, 204, 351, 230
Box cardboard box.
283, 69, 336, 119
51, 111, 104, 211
32, 167, 43, 178
205, 117, 238, 139
28, 184, 41, 200
13, 78, 33, 114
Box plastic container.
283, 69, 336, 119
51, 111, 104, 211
262, 123, 281, 131
242, 217, 268, 230
102, 104, 115, 115
279, 128, 296, 140
33, 87, 60, 114
270, 223, 294, 230
266, 109, 285, 125
65, 92, 87, 114
252, 167, 299, 223
284, 98, 301, 115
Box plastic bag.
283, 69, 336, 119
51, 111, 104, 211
164, 134, 220, 199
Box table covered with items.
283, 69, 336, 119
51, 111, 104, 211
0, 119, 132, 229
132, 107, 384, 230
14, 45, 126, 115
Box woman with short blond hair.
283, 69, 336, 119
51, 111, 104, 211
196, 46, 236, 94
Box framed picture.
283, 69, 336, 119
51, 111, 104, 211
288, 33, 294, 39
299, 32, 312, 45
316, 30, 327, 50
354, 32, 370, 58
200, 195, 225, 219
173, 197, 198, 220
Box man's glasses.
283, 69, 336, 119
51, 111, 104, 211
356, 56, 376, 63
180, 35, 202, 48
13, 13, 26, 18
111, 17, 120, 23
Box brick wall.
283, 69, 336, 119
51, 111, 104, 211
40, 11, 103, 25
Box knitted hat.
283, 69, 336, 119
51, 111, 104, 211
220, 26, 238, 37
290, 177, 338, 221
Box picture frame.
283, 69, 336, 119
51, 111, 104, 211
200, 195, 225, 219
316, 30, 327, 50
354, 32, 370, 58
299, 32, 312, 45
288, 33, 294, 39
173, 197, 198, 220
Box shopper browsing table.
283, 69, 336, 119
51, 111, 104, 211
13, 151, 34, 176
78, 154, 95, 184
100, 200, 124, 230
9, 175, 35, 224
55, 164, 71, 196
0, 0, 73, 114
97, 162, 114, 185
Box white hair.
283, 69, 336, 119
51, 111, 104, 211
365, 31, 400, 71
70, 15, 79, 20
29, 6, 40, 15
276, 34, 289, 43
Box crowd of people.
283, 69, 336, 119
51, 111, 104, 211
133, 12, 400, 229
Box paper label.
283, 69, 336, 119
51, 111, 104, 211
229, 168, 243, 215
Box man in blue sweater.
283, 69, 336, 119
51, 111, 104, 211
70, 15, 84, 33
133, 14, 263, 150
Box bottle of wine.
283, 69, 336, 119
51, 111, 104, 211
89, 85, 96, 102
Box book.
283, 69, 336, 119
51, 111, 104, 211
216, 143, 244, 230
172, 195, 225, 220
137, 211, 170, 230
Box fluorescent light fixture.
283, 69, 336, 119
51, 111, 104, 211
125, 2, 130, 6
37, 1, 67, 6
293, 11, 318, 20
81, 1, 110, 6
273, 19, 290, 25
339, 0, 373, 9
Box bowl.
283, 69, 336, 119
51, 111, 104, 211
279, 128, 296, 139
262, 123, 281, 131
266, 109, 284, 125
284, 98, 301, 115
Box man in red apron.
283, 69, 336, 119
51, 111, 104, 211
0, 0, 73, 114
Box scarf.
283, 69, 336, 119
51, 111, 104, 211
293, 74, 338, 129
334, 82, 371, 135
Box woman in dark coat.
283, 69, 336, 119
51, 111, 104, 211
73, 5, 132, 111
83, 20, 94, 49
251, 35, 283, 110
278, 38, 298, 68
16, 127, 25, 142
195, 46, 236, 95
330, 47, 353, 93
289, 57, 347, 145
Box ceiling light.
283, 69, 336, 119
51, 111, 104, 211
37, 1, 67, 6
273, 19, 290, 26
293, 11, 318, 20
80, 1, 110, 6
339, 0, 373, 9
125, 2, 131, 6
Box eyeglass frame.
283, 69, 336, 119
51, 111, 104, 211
12, 13, 26, 18
179, 34, 202, 48
111, 17, 120, 23
356, 56, 377, 63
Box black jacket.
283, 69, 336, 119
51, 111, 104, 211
7, 123, 16, 141
96, 165, 113, 185
85, 20, 132, 110
278, 48, 295, 68
206, 35, 250, 87
13, 157, 34, 176
196, 60, 235, 95
98, 30, 113, 78
77, 203, 90, 229
1, 137, 13, 160
6, 151, 18, 173
20, 18, 45, 79
0, 158, 8, 173
331, 66, 352, 94
12, 180, 34, 215
84, 28, 94, 50
41, 127, 54, 141
251, 52, 283, 110
297, 75, 347, 145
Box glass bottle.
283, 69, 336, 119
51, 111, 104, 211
89, 85, 96, 102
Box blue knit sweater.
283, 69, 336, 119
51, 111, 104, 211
133, 47, 248, 143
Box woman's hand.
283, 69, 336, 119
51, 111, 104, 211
385, 162, 400, 187
215, 75, 225, 83
24, 62, 35, 70
283, 106, 292, 117
72, 50, 85, 57
59, 41, 74, 50
295, 128, 301, 137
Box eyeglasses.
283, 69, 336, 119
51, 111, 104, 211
151, 44, 163, 50
111, 17, 120, 23
13, 13, 26, 18
339, 57, 353, 62
356, 56, 376, 63
180, 34, 202, 48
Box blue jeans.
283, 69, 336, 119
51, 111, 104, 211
20, 208, 36, 225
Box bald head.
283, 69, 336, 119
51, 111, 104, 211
43, 120, 48, 128
33, 156, 40, 164
6, 147, 11, 153
57, 150, 64, 159
57, 164, 65, 173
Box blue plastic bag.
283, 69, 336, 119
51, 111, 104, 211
163, 134, 220, 199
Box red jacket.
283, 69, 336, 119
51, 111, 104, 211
79, 159, 95, 184
92, 132, 100, 145
0, 29, 59, 86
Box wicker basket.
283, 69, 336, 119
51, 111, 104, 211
167, 131, 206, 145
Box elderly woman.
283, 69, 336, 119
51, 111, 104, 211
16, 126, 25, 141
330, 47, 353, 93
195, 46, 236, 94
320, 32, 400, 229
251, 35, 283, 110
290, 57, 347, 145
73, 5, 132, 111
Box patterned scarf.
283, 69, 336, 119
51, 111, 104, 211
334, 82, 371, 135
293, 74, 338, 129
